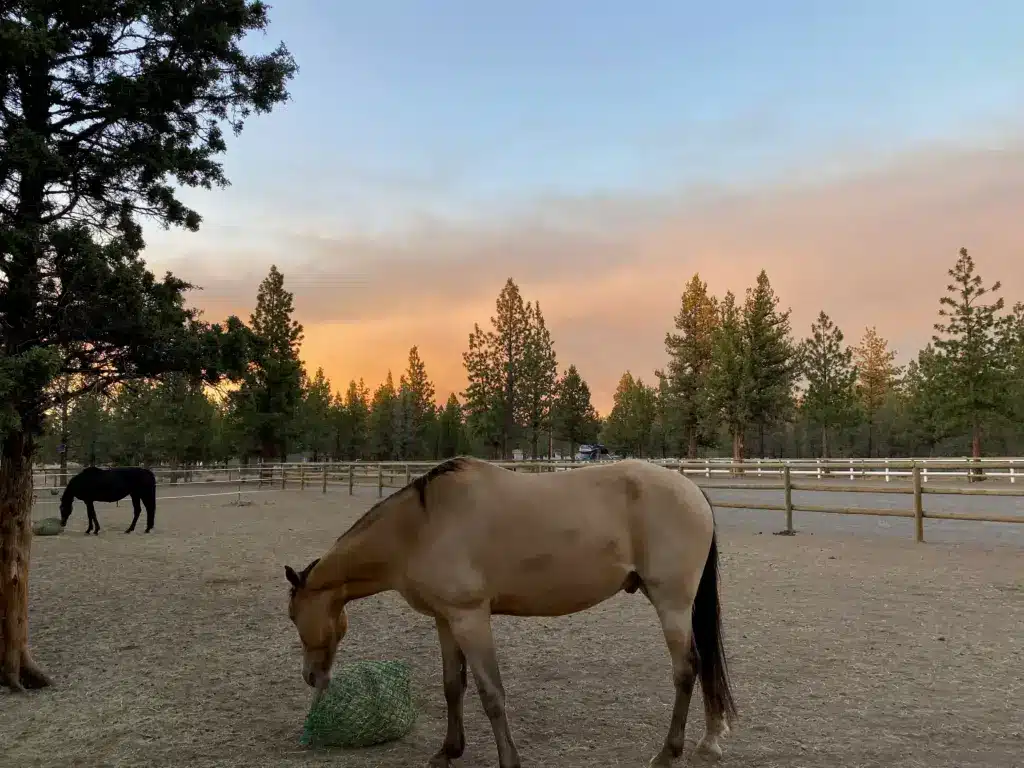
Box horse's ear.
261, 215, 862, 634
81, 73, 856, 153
285, 565, 302, 588
300, 558, 321, 580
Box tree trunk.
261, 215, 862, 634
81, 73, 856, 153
0, 430, 53, 692
866, 416, 874, 459
971, 426, 983, 480
687, 430, 698, 460
59, 393, 69, 487
757, 423, 766, 459
731, 428, 745, 477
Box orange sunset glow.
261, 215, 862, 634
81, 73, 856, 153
154, 142, 1024, 415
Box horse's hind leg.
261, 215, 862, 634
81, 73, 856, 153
646, 587, 700, 767
125, 495, 142, 533
446, 610, 521, 768
85, 501, 99, 535
428, 617, 468, 768
143, 490, 155, 533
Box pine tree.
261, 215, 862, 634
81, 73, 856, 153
230, 265, 306, 463
399, 346, 436, 459
66, 392, 111, 467
602, 372, 657, 457
519, 303, 559, 458
0, 1, 293, 690
337, 380, 370, 460
706, 292, 750, 462
799, 312, 859, 459
368, 372, 398, 460
299, 368, 335, 461
152, 374, 218, 472
999, 303, 1024, 426
436, 394, 467, 458
931, 248, 1007, 461
665, 274, 719, 457
853, 327, 903, 457
742, 270, 798, 457
552, 365, 599, 460
462, 278, 532, 458
902, 347, 947, 455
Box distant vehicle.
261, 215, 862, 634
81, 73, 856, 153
575, 444, 610, 462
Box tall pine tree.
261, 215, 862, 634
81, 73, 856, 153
707, 292, 750, 462
931, 248, 1007, 461
799, 312, 859, 459
230, 265, 305, 463
665, 274, 719, 457
299, 367, 335, 461
519, 302, 559, 459
462, 278, 532, 458
368, 372, 398, 460
336, 380, 370, 460
742, 270, 798, 457
0, 1, 294, 690
853, 327, 902, 457
552, 365, 599, 460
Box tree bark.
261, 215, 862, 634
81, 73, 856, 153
687, 430, 698, 460
0, 430, 53, 692
971, 426, 983, 480
731, 429, 745, 477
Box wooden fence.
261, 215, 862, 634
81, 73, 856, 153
32, 458, 1024, 543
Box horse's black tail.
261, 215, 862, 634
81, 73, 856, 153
692, 490, 738, 724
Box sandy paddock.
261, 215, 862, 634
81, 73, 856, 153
2, 487, 1021, 768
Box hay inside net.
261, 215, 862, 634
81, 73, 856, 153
300, 659, 417, 749
32, 517, 64, 536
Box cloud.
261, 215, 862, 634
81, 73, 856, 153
152, 142, 1024, 414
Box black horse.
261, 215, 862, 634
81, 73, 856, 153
59, 466, 158, 535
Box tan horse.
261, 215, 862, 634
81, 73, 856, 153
285, 457, 737, 767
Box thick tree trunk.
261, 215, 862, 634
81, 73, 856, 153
0, 431, 53, 691
687, 430, 698, 460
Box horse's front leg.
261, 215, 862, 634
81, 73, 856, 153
429, 617, 468, 768
86, 501, 100, 535
125, 495, 142, 533
447, 609, 521, 768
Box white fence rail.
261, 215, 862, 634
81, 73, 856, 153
32, 455, 1024, 490
31, 457, 1024, 544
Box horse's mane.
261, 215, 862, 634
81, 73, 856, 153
336, 457, 472, 542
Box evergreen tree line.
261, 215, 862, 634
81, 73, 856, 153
38, 249, 1024, 469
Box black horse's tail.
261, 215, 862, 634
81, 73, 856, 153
692, 489, 738, 724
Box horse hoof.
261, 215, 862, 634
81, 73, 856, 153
427, 756, 452, 768
695, 737, 723, 760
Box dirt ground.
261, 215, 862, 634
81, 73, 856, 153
3, 487, 1022, 768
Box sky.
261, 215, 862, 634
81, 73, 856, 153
144, 1, 1024, 414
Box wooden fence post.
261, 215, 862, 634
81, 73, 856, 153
784, 465, 793, 533
913, 464, 924, 543
281, 466, 287, 490
348, 464, 355, 495
377, 464, 384, 498
405, 464, 411, 486
300, 464, 306, 491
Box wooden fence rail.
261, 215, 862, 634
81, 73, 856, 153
32, 458, 1024, 543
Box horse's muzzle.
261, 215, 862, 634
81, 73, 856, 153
302, 661, 331, 690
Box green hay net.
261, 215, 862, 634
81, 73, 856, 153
32, 517, 63, 536
300, 659, 417, 749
